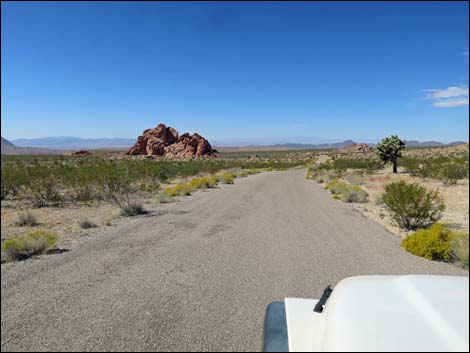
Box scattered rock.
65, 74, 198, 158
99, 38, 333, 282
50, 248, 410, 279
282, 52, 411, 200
127, 124, 218, 158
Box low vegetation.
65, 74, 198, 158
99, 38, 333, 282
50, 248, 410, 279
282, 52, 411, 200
382, 181, 445, 230
120, 202, 148, 217
2, 230, 57, 262
450, 233, 469, 269
189, 176, 218, 190
401, 224, 468, 264
401, 155, 469, 183
154, 193, 174, 204
324, 179, 368, 203
15, 212, 39, 226
221, 172, 236, 184
79, 219, 98, 229
1, 155, 304, 205
164, 183, 193, 197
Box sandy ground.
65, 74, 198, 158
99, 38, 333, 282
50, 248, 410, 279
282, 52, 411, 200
344, 166, 469, 237
2, 169, 467, 352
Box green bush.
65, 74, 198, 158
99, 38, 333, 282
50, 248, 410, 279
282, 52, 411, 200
382, 181, 445, 230
15, 212, 39, 227
450, 233, 469, 268
79, 219, 98, 229
29, 176, 63, 207
440, 162, 468, 185
121, 203, 148, 217
2, 230, 57, 261
401, 224, 455, 261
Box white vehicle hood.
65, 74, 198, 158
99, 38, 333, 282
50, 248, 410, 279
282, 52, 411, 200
285, 275, 469, 352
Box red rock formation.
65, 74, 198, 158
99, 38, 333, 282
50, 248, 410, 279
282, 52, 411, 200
72, 150, 92, 156
127, 124, 218, 158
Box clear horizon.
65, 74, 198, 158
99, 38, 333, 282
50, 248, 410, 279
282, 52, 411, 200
1, 2, 469, 143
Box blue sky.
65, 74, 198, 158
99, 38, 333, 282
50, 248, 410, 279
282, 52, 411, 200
1, 1, 468, 144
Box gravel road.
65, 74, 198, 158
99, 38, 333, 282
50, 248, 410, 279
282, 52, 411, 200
1, 169, 467, 352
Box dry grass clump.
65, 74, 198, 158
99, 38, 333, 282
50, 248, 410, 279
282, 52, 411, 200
79, 219, 98, 229
15, 212, 39, 226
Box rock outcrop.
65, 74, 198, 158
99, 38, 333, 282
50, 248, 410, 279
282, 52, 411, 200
337, 143, 374, 153
127, 124, 218, 158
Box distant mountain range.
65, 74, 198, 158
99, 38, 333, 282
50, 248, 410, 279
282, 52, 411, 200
1, 137, 62, 155
2, 136, 467, 154
11, 136, 135, 150
219, 139, 467, 151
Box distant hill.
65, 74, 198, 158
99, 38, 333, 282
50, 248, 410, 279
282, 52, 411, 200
404, 140, 467, 147
12, 137, 135, 150
1, 137, 62, 155
221, 140, 358, 151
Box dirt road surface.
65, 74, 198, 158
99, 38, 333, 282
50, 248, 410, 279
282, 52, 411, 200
1, 169, 467, 351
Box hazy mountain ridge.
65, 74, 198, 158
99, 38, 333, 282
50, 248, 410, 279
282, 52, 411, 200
5, 136, 468, 153
12, 137, 135, 150
1, 137, 62, 155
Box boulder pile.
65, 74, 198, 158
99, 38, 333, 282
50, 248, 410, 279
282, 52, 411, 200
127, 124, 218, 158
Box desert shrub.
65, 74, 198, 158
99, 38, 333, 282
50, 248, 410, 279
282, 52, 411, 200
79, 219, 97, 229
2, 230, 57, 261
440, 162, 468, 185
332, 159, 383, 174
1, 166, 26, 199
342, 190, 368, 203
189, 176, 217, 190
164, 183, 193, 197
29, 176, 63, 207
239, 170, 251, 178
121, 202, 148, 217
15, 212, 39, 227
325, 179, 351, 195
96, 164, 134, 209
401, 155, 469, 182
221, 172, 235, 184
154, 193, 174, 204
450, 233, 469, 268
325, 179, 368, 203
382, 181, 445, 230
332, 194, 341, 200
72, 184, 96, 202
401, 224, 455, 261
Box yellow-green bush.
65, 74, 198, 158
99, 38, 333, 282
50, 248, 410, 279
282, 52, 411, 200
221, 172, 236, 184
189, 176, 217, 190
2, 230, 57, 261
401, 224, 455, 261
164, 183, 193, 197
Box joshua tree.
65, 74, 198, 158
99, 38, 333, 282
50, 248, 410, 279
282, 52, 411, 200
375, 135, 405, 173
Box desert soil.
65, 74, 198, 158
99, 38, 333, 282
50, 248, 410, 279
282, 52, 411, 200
1, 169, 468, 352
348, 166, 469, 237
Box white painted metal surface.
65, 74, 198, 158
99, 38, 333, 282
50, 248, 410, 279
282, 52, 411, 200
285, 275, 469, 352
